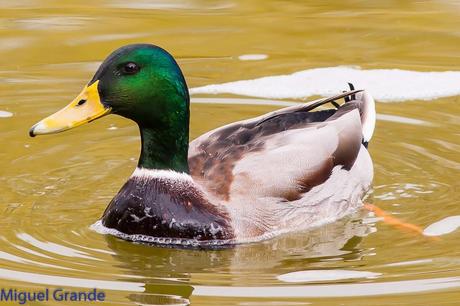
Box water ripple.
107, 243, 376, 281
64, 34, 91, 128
193, 277, 460, 297
16, 233, 99, 261
0, 268, 144, 292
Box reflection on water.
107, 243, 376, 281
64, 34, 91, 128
424, 216, 460, 237
193, 276, 460, 298
1, 0, 460, 305
0, 110, 13, 118
277, 270, 381, 283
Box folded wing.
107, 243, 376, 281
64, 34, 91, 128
188, 90, 375, 203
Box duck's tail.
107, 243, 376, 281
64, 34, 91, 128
331, 83, 376, 148
356, 85, 376, 148
260, 84, 376, 147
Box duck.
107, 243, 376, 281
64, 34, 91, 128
29, 44, 376, 247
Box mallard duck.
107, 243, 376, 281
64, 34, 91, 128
29, 44, 376, 246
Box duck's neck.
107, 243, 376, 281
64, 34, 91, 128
138, 121, 189, 173
132, 62, 190, 173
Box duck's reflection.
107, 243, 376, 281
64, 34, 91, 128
104, 210, 375, 305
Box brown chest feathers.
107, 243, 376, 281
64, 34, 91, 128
101, 173, 235, 243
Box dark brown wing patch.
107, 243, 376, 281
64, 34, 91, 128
279, 157, 334, 201
189, 109, 337, 201
190, 91, 365, 202
256, 89, 363, 126
297, 157, 335, 193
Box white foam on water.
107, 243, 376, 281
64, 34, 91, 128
190, 66, 460, 102
238, 54, 268, 61
423, 216, 460, 236
277, 270, 381, 283
0, 110, 13, 118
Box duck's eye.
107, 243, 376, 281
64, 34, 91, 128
121, 62, 140, 75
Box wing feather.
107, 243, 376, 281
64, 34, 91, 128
189, 90, 366, 202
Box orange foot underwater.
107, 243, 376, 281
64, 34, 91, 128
364, 203, 424, 235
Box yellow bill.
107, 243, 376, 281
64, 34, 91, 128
29, 81, 111, 137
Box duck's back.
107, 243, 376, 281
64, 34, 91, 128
188, 90, 375, 240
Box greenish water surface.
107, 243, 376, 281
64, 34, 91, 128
0, 1, 459, 305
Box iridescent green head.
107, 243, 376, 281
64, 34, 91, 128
30, 44, 191, 172
92, 44, 189, 126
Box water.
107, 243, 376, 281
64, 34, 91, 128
1, 0, 460, 305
